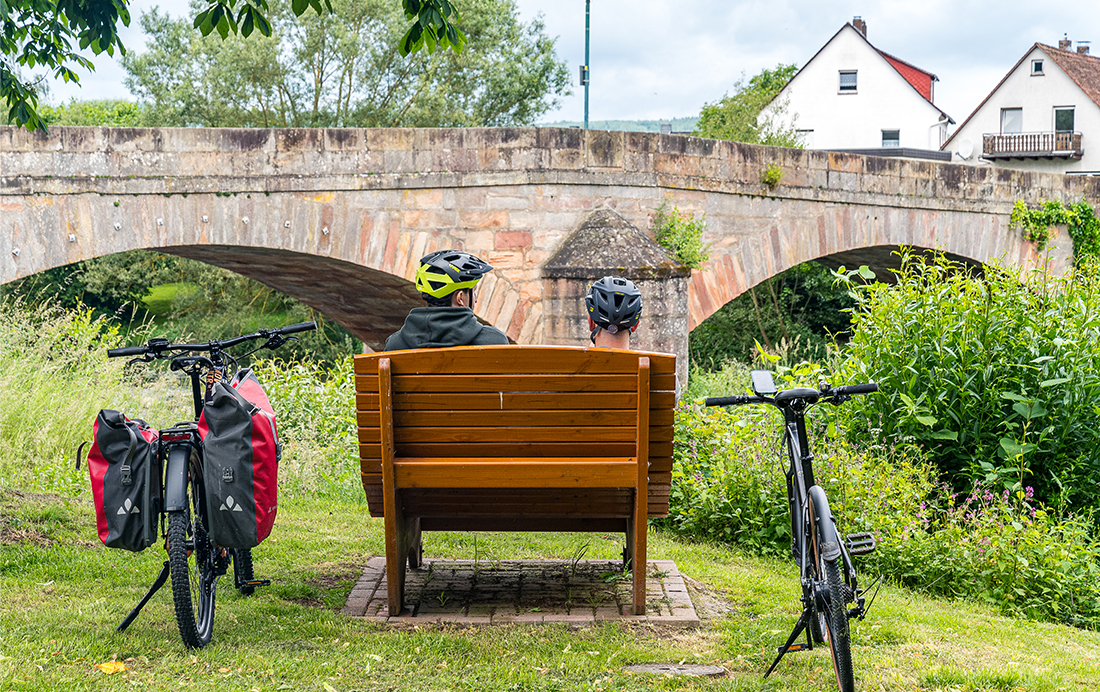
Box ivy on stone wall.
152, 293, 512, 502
1010, 199, 1100, 263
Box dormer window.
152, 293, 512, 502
839, 70, 858, 93
1032, 59, 1044, 75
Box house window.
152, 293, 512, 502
839, 71, 857, 93
796, 129, 815, 148
1032, 60, 1044, 75
1001, 108, 1023, 134
1055, 107, 1075, 132
882, 130, 900, 148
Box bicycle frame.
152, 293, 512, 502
705, 374, 879, 690
108, 321, 316, 646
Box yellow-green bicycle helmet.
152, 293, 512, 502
415, 250, 494, 305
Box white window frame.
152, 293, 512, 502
882, 130, 900, 148
1001, 108, 1023, 134
1032, 59, 1044, 75
838, 70, 858, 94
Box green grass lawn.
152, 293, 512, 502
2, 489, 1098, 692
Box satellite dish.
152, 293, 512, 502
958, 139, 974, 160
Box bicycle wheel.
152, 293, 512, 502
166, 464, 217, 648
234, 548, 255, 596
809, 494, 854, 692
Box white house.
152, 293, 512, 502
762, 17, 953, 160
942, 39, 1100, 175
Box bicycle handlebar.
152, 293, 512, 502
279, 321, 317, 335
704, 382, 879, 408
833, 383, 879, 396
106, 346, 149, 357
107, 321, 318, 358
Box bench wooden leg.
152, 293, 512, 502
408, 518, 423, 570
384, 503, 406, 615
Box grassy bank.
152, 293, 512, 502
3, 489, 1099, 692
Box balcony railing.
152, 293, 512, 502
983, 131, 1083, 159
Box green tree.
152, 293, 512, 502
2, 0, 465, 131
694, 64, 802, 147
122, 0, 569, 128
689, 262, 855, 369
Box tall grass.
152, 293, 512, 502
0, 303, 186, 495
0, 302, 359, 502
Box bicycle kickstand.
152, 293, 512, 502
763, 608, 813, 678
116, 560, 171, 633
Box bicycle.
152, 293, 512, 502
105, 321, 317, 648
705, 370, 880, 692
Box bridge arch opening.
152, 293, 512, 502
2, 246, 428, 354
688, 247, 987, 369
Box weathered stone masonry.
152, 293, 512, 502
1, 125, 1090, 359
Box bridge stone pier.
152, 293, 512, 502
2, 125, 1092, 373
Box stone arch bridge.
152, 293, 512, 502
2, 125, 1092, 372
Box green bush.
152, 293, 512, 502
835, 251, 1100, 516
879, 484, 1100, 628
252, 357, 361, 500
650, 202, 710, 269
670, 360, 1100, 628
662, 398, 936, 561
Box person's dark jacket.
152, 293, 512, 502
383, 307, 509, 351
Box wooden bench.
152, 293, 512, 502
353, 345, 676, 616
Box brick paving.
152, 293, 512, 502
342, 557, 699, 627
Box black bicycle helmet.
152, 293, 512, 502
415, 249, 494, 305
585, 276, 642, 342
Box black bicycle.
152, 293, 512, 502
106, 321, 316, 648
705, 370, 880, 692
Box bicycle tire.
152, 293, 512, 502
234, 548, 255, 596
810, 496, 855, 692
167, 501, 217, 647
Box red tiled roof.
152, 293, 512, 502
878, 50, 937, 101
1040, 43, 1100, 109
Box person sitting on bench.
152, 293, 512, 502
586, 276, 643, 349
384, 250, 509, 351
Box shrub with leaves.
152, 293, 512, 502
834, 251, 1100, 517
879, 484, 1100, 628
650, 202, 710, 269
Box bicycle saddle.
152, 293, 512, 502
774, 388, 819, 404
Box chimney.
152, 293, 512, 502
852, 16, 867, 38
1079, 42, 1091, 55
1059, 35, 1072, 51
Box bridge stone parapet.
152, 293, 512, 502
1, 125, 1088, 353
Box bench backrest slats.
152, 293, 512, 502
354, 345, 676, 519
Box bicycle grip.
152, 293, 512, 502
279, 321, 317, 335
705, 395, 747, 407
107, 346, 147, 357
838, 383, 879, 396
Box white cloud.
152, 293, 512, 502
39, 0, 1100, 134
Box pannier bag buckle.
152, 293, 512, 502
222, 467, 234, 483
120, 464, 133, 486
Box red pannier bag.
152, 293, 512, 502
84, 410, 161, 552
198, 368, 280, 549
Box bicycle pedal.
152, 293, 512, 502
242, 579, 271, 588
779, 642, 810, 653
845, 532, 876, 555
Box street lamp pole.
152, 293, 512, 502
584, 0, 590, 129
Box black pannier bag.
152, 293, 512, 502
85, 410, 161, 552
198, 368, 281, 549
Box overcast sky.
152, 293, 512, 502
39, 0, 1100, 132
